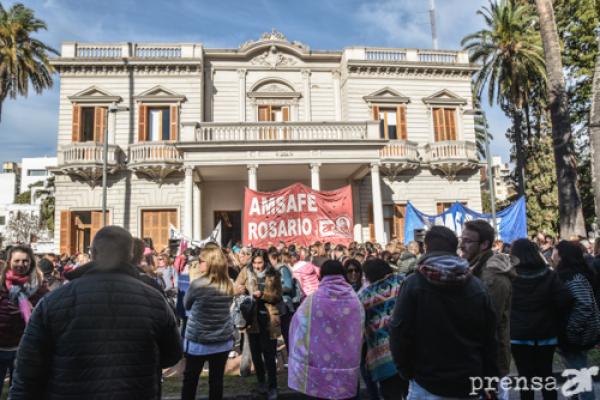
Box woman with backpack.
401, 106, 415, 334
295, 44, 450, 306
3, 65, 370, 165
552, 240, 600, 400
181, 247, 235, 400
510, 239, 573, 400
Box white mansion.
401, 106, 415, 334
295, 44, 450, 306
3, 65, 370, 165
51, 31, 482, 254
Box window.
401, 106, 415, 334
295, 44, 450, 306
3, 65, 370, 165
0, 216, 5, 225
27, 170, 47, 177
432, 107, 457, 141
147, 107, 171, 141
373, 106, 407, 140
72, 106, 106, 143
258, 105, 289, 122
436, 201, 467, 214
138, 105, 178, 142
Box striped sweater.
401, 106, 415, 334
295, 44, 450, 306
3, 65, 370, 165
562, 273, 600, 348
358, 273, 404, 382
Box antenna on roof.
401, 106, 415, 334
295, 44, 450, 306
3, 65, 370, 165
429, 0, 438, 49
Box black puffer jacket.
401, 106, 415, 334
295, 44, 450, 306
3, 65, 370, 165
9, 262, 182, 400
510, 266, 573, 341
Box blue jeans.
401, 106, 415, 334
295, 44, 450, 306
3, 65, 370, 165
407, 380, 477, 400
559, 348, 596, 400
0, 350, 16, 398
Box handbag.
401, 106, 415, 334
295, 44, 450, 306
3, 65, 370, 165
236, 295, 256, 328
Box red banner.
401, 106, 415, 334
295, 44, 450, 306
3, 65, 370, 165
243, 183, 354, 248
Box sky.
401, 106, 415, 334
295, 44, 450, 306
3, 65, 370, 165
0, 0, 512, 165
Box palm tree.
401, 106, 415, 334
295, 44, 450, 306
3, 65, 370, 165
0, 3, 57, 122
590, 42, 600, 230
534, 0, 586, 238
462, 0, 547, 196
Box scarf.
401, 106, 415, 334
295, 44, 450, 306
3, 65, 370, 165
418, 255, 471, 285
5, 269, 40, 323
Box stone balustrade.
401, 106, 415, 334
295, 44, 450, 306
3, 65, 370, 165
58, 142, 123, 166
75, 45, 123, 58
423, 140, 479, 164
418, 51, 459, 63
128, 141, 183, 165
380, 140, 419, 160
196, 122, 379, 142
365, 50, 407, 62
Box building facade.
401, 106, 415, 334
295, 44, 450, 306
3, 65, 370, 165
51, 31, 482, 254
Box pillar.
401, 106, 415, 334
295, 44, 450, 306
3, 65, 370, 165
370, 163, 385, 244
193, 180, 201, 240
310, 163, 321, 191
247, 164, 258, 191
302, 69, 312, 121
332, 69, 342, 121
238, 68, 247, 122
184, 167, 193, 238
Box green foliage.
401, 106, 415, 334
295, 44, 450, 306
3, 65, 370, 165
0, 3, 58, 121
40, 194, 54, 233
15, 190, 30, 204
525, 135, 559, 235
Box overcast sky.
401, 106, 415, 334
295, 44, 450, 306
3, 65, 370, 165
0, 0, 512, 165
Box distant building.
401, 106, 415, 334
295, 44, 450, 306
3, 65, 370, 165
20, 156, 57, 194
481, 156, 514, 202
0, 162, 19, 206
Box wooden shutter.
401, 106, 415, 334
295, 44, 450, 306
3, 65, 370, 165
282, 106, 289, 122
445, 108, 456, 140
90, 210, 109, 244
397, 106, 407, 140
142, 209, 177, 253
368, 204, 374, 241
258, 106, 270, 121
138, 105, 148, 142
94, 107, 107, 143
433, 108, 443, 141
372, 105, 379, 120
60, 211, 73, 255
394, 204, 406, 242
170, 105, 179, 141
72, 105, 81, 142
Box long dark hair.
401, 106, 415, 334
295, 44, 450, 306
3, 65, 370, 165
555, 240, 597, 285
249, 248, 273, 272
510, 239, 547, 270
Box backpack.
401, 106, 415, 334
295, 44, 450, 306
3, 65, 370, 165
232, 295, 255, 329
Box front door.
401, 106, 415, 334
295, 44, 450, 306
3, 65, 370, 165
60, 210, 109, 255
214, 210, 241, 247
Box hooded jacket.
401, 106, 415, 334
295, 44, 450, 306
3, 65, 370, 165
390, 252, 498, 397
9, 262, 182, 400
471, 251, 516, 377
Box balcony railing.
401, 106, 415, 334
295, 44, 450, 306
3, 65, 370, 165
128, 141, 183, 165
423, 141, 479, 163
196, 122, 377, 142
58, 142, 123, 166
380, 140, 419, 160
365, 50, 407, 62
75, 45, 123, 58
418, 51, 458, 63
134, 45, 182, 58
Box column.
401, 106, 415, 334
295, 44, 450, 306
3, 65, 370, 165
247, 164, 258, 191
370, 163, 385, 244
193, 180, 201, 240
332, 69, 342, 121
184, 167, 193, 238
238, 68, 247, 122
310, 163, 321, 191
302, 69, 312, 121
350, 180, 362, 242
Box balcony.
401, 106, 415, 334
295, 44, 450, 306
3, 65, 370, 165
128, 141, 183, 184
379, 140, 420, 177
56, 142, 124, 185
423, 141, 480, 179
195, 121, 380, 143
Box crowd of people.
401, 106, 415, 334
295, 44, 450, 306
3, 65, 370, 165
0, 221, 599, 400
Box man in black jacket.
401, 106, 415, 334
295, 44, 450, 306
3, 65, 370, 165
389, 225, 499, 398
10, 226, 182, 400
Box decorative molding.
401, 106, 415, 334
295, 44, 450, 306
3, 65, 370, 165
363, 86, 410, 104
250, 45, 298, 68
379, 162, 419, 180
239, 29, 309, 52
55, 64, 202, 76
134, 85, 187, 103
131, 165, 183, 187
68, 86, 122, 104
237, 68, 247, 78
347, 64, 475, 79
422, 89, 468, 105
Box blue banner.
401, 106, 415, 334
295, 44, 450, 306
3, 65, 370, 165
404, 196, 527, 244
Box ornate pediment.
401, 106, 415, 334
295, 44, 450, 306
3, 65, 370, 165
250, 45, 299, 69
240, 29, 309, 52
134, 85, 186, 102
363, 87, 410, 104
248, 78, 301, 99
68, 86, 122, 103
422, 89, 467, 105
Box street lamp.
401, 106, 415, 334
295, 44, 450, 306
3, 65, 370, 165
103, 103, 128, 227
474, 109, 498, 234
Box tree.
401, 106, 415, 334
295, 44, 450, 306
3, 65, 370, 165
534, 0, 587, 238
591, 43, 600, 227
462, 0, 547, 196
15, 190, 30, 204
0, 3, 57, 122
524, 134, 559, 235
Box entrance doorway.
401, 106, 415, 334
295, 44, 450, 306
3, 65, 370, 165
213, 210, 241, 247
60, 210, 108, 255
